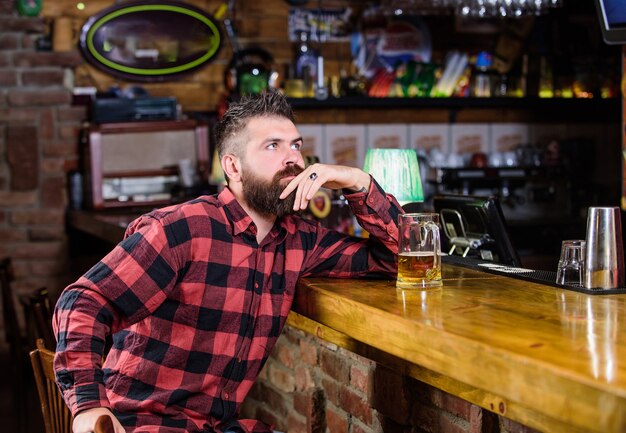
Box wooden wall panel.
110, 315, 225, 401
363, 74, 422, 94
42, 0, 112, 18
42, 0, 221, 17
235, 16, 289, 40
237, 0, 289, 17
43, 0, 325, 112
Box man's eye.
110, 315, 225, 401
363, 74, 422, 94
267, 143, 278, 149
291, 142, 302, 150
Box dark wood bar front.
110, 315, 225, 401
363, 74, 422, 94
288, 267, 626, 433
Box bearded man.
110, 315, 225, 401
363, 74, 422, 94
53, 91, 402, 433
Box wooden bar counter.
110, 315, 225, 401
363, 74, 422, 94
68, 210, 136, 243
288, 265, 626, 433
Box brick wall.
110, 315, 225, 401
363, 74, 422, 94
241, 325, 540, 433
0, 0, 86, 301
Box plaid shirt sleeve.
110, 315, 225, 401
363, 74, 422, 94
300, 177, 402, 278
53, 214, 181, 416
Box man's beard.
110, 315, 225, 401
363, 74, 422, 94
241, 164, 304, 218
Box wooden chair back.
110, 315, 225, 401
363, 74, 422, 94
33, 294, 56, 350
24, 287, 56, 350
30, 339, 116, 433
30, 338, 73, 433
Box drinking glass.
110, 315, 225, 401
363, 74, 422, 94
397, 213, 442, 289
556, 240, 585, 285
584, 207, 625, 289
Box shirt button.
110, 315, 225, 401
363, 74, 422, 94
224, 392, 229, 399
254, 282, 259, 289
358, 200, 364, 205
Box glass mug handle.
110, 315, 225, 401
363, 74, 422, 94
422, 221, 441, 251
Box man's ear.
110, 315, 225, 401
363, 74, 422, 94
222, 154, 242, 183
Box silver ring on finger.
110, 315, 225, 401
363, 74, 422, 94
309, 172, 318, 181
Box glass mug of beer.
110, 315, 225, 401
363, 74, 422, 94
397, 213, 443, 289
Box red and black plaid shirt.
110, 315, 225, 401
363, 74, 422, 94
53, 178, 401, 433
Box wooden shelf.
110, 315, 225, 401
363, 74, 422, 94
288, 96, 621, 124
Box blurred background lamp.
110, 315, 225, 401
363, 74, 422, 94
363, 148, 424, 205
209, 147, 226, 186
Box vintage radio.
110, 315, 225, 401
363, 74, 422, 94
82, 119, 209, 209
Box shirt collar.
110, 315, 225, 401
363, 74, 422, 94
217, 187, 289, 243
218, 187, 255, 236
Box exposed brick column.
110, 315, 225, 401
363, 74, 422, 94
0, 5, 85, 303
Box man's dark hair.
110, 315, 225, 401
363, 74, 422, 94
214, 91, 295, 161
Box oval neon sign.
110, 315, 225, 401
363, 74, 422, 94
79, 1, 222, 81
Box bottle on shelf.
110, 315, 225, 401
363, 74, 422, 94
294, 30, 318, 98
538, 55, 554, 98
315, 55, 328, 100
471, 51, 495, 98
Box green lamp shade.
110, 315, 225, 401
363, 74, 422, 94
363, 148, 424, 204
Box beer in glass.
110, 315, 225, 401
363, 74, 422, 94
397, 213, 442, 289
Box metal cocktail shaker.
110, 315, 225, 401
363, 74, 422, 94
584, 207, 625, 289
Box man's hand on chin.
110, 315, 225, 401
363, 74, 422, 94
279, 164, 370, 211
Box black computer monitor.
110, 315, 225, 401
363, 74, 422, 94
594, 0, 626, 45
433, 194, 521, 267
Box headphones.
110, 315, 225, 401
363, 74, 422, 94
225, 47, 277, 96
